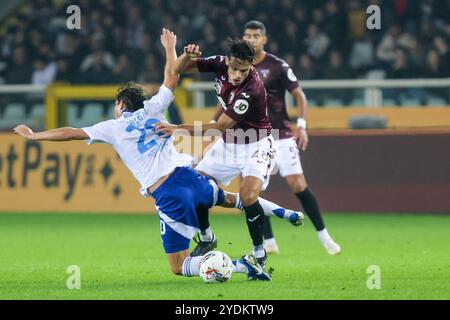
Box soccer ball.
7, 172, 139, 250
199, 251, 233, 283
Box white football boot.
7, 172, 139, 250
321, 237, 341, 255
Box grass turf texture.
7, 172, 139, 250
0, 213, 449, 300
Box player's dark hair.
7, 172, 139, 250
227, 39, 255, 63
244, 20, 266, 35
116, 82, 146, 112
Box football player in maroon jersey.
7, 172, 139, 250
236, 20, 341, 255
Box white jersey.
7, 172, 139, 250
82, 85, 193, 197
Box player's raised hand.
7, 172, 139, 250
184, 44, 202, 58
155, 122, 178, 138
294, 127, 309, 151
160, 28, 177, 49
13, 124, 34, 140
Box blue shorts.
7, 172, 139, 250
151, 167, 224, 254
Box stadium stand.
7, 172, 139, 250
0, 0, 449, 129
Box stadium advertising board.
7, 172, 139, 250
0, 134, 151, 212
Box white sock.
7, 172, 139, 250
200, 227, 213, 242
253, 245, 265, 259
232, 260, 248, 273
181, 256, 203, 277
257, 197, 291, 221
318, 228, 331, 242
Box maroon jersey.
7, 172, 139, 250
254, 53, 300, 140
196, 55, 272, 144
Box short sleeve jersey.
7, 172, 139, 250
82, 85, 193, 197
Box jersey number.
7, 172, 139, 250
160, 220, 166, 235
126, 118, 166, 154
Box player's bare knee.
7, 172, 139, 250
240, 177, 263, 206
286, 174, 307, 193
239, 189, 259, 207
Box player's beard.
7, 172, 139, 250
253, 46, 263, 57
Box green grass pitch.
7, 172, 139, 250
0, 212, 449, 300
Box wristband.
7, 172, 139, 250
297, 118, 307, 129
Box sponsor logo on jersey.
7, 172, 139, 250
233, 99, 249, 115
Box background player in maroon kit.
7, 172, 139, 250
157, 39, 301, 279
239, 20, 341, 255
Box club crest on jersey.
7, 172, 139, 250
260, 69, 270, 79
233, 99, 249, 115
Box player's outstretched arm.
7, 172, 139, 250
160, 28, 179, 91
13, 124, 88, 141
156, 112, 236, 137
173, 44, 202, 74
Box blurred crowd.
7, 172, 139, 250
0, 0, 449, 88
